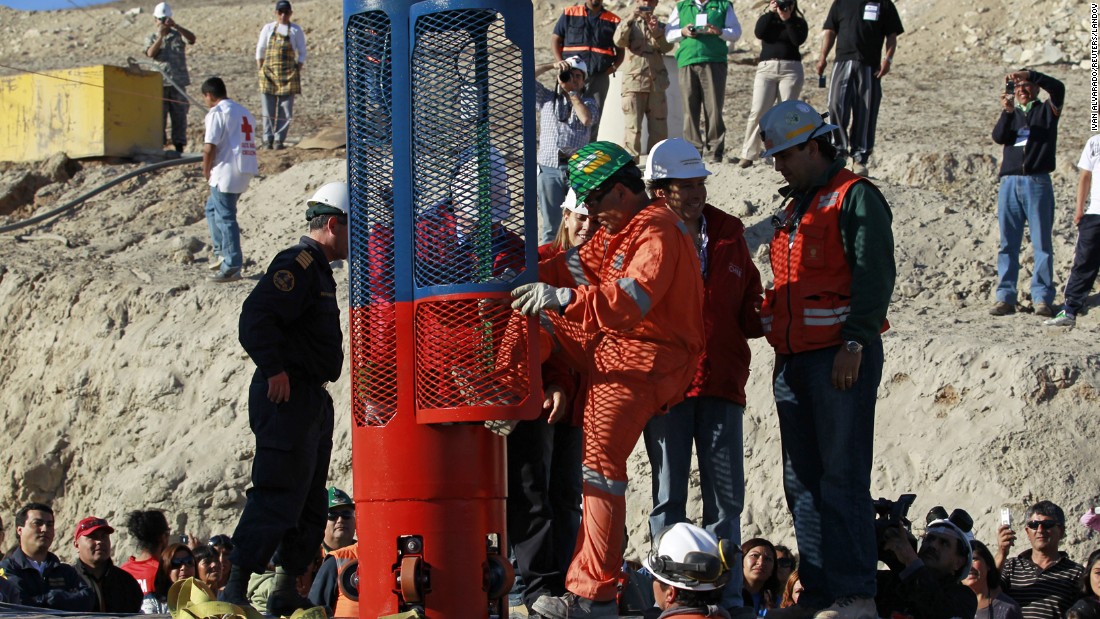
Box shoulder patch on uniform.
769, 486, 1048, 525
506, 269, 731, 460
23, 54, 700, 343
273, 270, 296, 292
295, 250, 314, 270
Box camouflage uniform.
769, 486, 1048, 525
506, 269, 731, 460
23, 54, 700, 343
144, 29, 191, 148
612, 12, 673, 159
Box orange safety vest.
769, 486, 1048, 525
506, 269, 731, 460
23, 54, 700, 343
560, 5, 621, 59
762, 168, 886, 354
329, 545, 358, 619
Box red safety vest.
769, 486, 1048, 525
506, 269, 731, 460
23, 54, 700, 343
762, 168, 885, 354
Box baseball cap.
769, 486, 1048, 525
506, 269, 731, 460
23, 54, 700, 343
275, 0, 292, 12
153, 2, 172, 18
759, 100, 839, 157
74, 516, 114, 543
328, 487, 353, 509
563, 56, 588, 79
567, 141, 635, 204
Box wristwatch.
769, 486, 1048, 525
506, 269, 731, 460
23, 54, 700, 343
844, 340, 863, 354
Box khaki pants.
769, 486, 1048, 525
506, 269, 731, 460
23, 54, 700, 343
621, 91, 669, 159
740, 59, 805, 160
679, 62, 727, 160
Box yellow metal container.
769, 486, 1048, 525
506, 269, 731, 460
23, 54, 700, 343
0, 64, 164, 162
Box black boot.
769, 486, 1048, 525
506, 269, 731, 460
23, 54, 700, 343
267, 567, 312, 616
220, 564, 251, 606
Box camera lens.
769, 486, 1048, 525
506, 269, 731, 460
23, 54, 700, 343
559, 69, 573, 83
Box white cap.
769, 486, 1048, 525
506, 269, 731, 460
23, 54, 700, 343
643, 523, 731, 592
153, 2, 172, 18
563, 56, 588, 79
560, 189, 588, 216
644, 138, 711, 181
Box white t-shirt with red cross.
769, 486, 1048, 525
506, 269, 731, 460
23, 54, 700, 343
204, 98, 259, 194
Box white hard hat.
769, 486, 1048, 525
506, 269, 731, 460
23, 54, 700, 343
644, 138, 711, 181
759, 100, 839, 157
643, 523, 733, 592
560, 189, 588, 216
564, 56, 588, 79
153, 2, 172, 18
306, 182, 349, 219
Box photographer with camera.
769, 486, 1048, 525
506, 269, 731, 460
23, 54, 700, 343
667, 0, 742, 163
989, 70, 1065, 319
645, 523, 736, 619
875, 515, 978, 619
533, 57, 600, 245
613, 0, 673, 161
994, 501, 1083, 619
736, 0, 807, 169
144, 2, 196, 154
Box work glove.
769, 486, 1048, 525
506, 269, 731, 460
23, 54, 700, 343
510, 282, 574, 316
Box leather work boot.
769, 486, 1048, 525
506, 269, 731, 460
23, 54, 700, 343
267, 567, 312, 616
219, 564, 251, 606
531, 592, 617, 619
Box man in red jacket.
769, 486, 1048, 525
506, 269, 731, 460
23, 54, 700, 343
641, 137, 763, 615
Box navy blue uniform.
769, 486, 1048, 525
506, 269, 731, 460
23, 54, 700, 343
0, 548, 95, 611
231, 235, 344, 575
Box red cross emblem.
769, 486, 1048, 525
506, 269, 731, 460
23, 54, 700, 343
241, 117, 253, 141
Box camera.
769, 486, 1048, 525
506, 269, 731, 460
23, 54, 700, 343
874, 493, 916, 569
776, 0, 794, 10
1005, 80, 1014, 95
559, 68, 577, 83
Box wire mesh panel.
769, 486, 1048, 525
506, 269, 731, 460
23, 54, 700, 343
411, 9, 532, 417
347, 10, 398, 428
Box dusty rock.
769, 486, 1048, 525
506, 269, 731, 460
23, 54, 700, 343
0, 0, 1097, 569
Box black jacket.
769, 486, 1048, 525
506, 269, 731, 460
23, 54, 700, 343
876, 562, 978, 619
73, 560, 143, 613
0, 547, 95, 611
992, 70, 1065, 176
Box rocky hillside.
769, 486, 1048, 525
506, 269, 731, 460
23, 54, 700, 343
0, 0, 1097, 565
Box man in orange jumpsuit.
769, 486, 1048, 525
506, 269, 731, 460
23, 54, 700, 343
511, 141, 705, 619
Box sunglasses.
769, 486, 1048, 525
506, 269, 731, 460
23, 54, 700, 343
777, 558, 794, 569
209, 535, 234, 550
170, 556, 195, 567
327, 510, 355, 522
584, 184, 615, 209
1025, 520, 1061, 531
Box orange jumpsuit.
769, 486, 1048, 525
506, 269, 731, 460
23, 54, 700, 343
537, 199, 705, 601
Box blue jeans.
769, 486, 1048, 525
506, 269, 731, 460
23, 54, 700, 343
774, 340, 882, 608
642, 396, 745, 609
537, 164, 568, 245
205, 186, 242, 274
997, 174, 1055, 305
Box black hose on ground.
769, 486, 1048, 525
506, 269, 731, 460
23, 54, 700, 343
0, 155, 202, 235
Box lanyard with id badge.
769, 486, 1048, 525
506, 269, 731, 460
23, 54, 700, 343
863, 2, 880, 21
